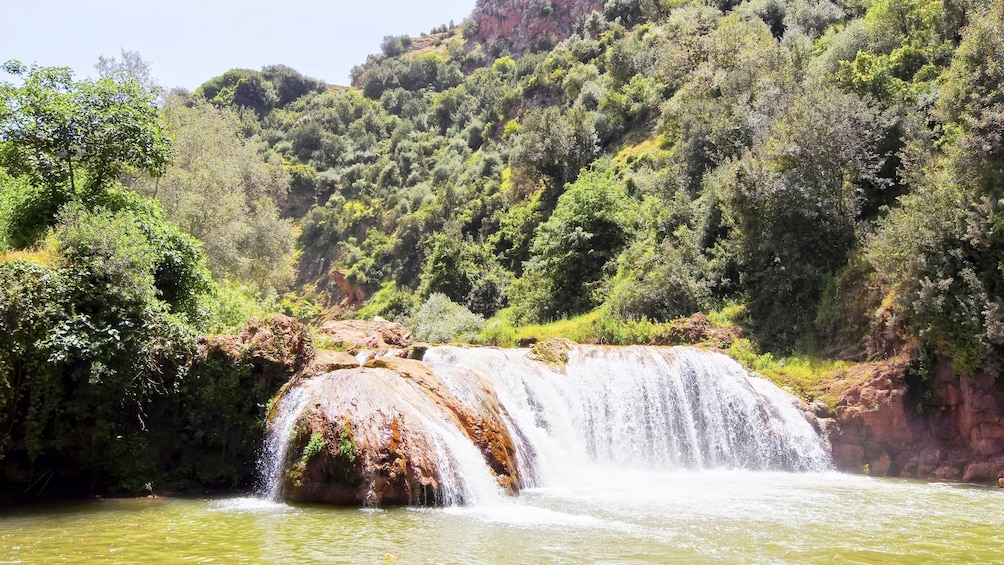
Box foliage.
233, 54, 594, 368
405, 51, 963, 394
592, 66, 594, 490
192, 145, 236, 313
866, 0, 1004, 373
407, 293, 485, 343
0, 60, 172, 193
511, 168, 630, 322
716, 86, 894, 351
302, 433, 325, 461
355, 281, 418, 322
132, 94, 295, 295
0, 200, 207, 489
202, 280, 281, 335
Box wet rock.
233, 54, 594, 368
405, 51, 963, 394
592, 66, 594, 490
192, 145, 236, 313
307, 350, 360, 374
274, 356, 522, 506
528, 337, 575, 368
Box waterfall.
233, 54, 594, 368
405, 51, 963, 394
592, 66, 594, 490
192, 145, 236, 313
422, 346, 832, 484
262, 344, 832, 506
259, 387, 311, 500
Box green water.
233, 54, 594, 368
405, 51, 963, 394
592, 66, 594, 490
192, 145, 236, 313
3, 471, 1003, 564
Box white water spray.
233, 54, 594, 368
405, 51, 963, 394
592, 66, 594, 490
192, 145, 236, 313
423, 345, 832, 485
263, 345, 831, 506
259, 387, 310, 500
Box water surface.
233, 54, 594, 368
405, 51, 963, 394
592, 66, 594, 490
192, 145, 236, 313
4, 471, 1003, 564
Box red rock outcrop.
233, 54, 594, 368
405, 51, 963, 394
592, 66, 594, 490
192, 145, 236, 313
829, 356, 1004, 482
472, 0, 604, 52
275, 356, 523, 505
330, 269, 368, 310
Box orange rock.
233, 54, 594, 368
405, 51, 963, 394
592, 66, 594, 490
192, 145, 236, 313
275, 356, 523, 506
317, 319, 411, 353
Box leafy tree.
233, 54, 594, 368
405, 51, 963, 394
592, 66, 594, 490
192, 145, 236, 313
132, 94, 295, 294
0, 60, 172, 194
718, 86, 893, 350
868, 0, 1004, 372
937, 0, 1004, 193
608, 225, 711, 322
515, 168, 630, 321
95, 49, 159, 92
381, 34, 413, 57
261, 64, 325, 106
417, 232, 472, 302
509, 106, 598, 202
0, 197, 209, 487
408, 293, 485, 343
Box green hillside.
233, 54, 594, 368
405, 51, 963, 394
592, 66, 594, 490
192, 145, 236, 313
185, 0, 1000, 367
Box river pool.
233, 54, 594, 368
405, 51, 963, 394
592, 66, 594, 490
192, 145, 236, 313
3, 470, 1003, 564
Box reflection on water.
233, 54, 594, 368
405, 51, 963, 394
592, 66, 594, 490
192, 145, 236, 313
3, 471, 1004, 564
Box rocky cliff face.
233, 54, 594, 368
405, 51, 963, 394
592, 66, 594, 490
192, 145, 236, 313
472, 0, 603, 53
828, 357, 1004, 483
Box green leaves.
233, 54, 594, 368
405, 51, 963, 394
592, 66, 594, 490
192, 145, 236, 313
0, 60, 172, 194
865, 0, 1004, 372
717, 86, 894, 350
511, 168, 630, 322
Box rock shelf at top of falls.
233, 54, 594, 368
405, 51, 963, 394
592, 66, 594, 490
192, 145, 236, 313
262, 344, 832, 507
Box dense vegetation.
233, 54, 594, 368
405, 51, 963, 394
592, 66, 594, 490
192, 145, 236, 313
0, 60, 289, 496
1, 0, 1002, 497
202, 0, 998, 370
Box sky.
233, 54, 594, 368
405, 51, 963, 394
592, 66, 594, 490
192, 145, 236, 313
2, 0, 478, 89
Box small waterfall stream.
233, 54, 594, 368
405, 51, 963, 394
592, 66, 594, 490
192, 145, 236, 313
261, 345, 831, 506
259, 387, 311, 500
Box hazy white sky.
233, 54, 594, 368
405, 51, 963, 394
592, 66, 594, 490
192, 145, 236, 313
2, 0, 477, 89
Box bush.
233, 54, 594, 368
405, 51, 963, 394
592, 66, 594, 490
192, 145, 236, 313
407, 293, 485, 343
356, 281, 418, 322
203, 280, 280, 335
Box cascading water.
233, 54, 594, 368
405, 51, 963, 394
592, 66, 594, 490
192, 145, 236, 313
422, 345, 832, 486
261, 344, 831, 507
259, 387, 311, 500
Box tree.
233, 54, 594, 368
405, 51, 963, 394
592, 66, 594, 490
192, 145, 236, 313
131, 94, 295, 294
261, 64, 325, 106
96, 49, 159, 92
0, 193, 210, 487
718, 87, 893, 350
937, 0, 1004, 193
868, 0, 1004, 373
515, 168, 630, 321
0, 61, 172, 194
509, 105, 598, 203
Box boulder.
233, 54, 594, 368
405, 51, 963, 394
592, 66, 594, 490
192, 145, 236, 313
528, 337, 575, 368
318, 319, 411, 353
199, 314, 313, 391
273, 356, 522, 505
306, 350, 361, 374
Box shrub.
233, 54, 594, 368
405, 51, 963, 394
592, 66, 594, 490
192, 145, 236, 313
408, 293, 485, 343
